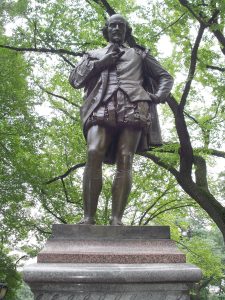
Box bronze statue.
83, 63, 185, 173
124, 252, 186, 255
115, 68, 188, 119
69, 14, 173, 225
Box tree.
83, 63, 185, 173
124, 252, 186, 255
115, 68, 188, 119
0, 8, 46, 297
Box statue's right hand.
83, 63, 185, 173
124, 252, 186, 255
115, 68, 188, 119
96, 51, 125, 69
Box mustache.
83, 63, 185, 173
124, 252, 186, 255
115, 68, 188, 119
112, 32, 121, 35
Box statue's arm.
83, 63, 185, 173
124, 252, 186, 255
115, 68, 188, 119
144, 52, 174, 103
69, 54, 101, 89
69, 49, 123, 89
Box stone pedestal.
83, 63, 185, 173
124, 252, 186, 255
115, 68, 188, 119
23, 225, 202, 300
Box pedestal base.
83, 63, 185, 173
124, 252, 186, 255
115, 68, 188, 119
23, 225, 202, 300
24, 263, 201, 300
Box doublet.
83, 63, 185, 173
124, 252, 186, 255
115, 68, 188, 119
99, 47, 151, 103
69, 43, 174, 163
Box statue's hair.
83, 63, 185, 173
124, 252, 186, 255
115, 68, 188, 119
102, 15, 132, 42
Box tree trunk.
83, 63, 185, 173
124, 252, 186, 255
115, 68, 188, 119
175, 174, 225, 241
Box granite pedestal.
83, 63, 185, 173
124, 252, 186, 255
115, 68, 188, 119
23, 225, 202, 300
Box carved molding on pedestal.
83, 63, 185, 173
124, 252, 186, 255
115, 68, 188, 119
35, 292, 190, 300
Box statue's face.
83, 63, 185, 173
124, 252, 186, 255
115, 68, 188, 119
107, 15, 127, 44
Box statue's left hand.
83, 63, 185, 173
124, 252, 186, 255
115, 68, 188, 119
149, 93, 161, 104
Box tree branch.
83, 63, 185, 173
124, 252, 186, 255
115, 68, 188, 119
61, 178, 72, 204
60, 177, 77, 204
207, 100, 222, 123
193, 155, 209, 192
41, 200, 67, 224
38, 84, 80, 108
143, 204, 195, 225
0, 44, 84, 57
101, 0, 117, 15
206, 149, 225, 158
138, 186, 173, 225
52, 105, 78, 122
184, 111, 199, 124
211, 22, 225, 56
153, 13, 186, 38
40, 39, 76, 67
166, 95, 194, 176
146, 197, 196, 223
16, 255, 28, 265
139, 152, 179, 177
31, 224, 52, 235
179, 0, 206, 25
45, 162, 86, 184
206, 64, 225, 72
179, 0, 225, 56
180, 23, 205, 108
90, 0, 116, 15
150, 144, 225, 159
203, 8, 225, 56
56, 53, 75, 67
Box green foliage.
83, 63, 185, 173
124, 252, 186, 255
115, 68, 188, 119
186, 237, 223, 280
0, 37, 45, 298
0, 245, 22, 300
15, 282, 33, 300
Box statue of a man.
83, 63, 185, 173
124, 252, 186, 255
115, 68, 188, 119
69, 14, 173, 225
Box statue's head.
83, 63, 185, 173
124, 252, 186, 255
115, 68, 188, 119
102, 14, 132, 44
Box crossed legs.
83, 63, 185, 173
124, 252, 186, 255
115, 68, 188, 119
79, 125, 141, 225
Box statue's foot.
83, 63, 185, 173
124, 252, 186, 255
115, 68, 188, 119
77, 217, 95, 225
110, 217, 124, 226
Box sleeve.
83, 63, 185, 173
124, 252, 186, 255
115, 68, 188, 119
143, 51, 174, 103
69, 53, 98, 89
